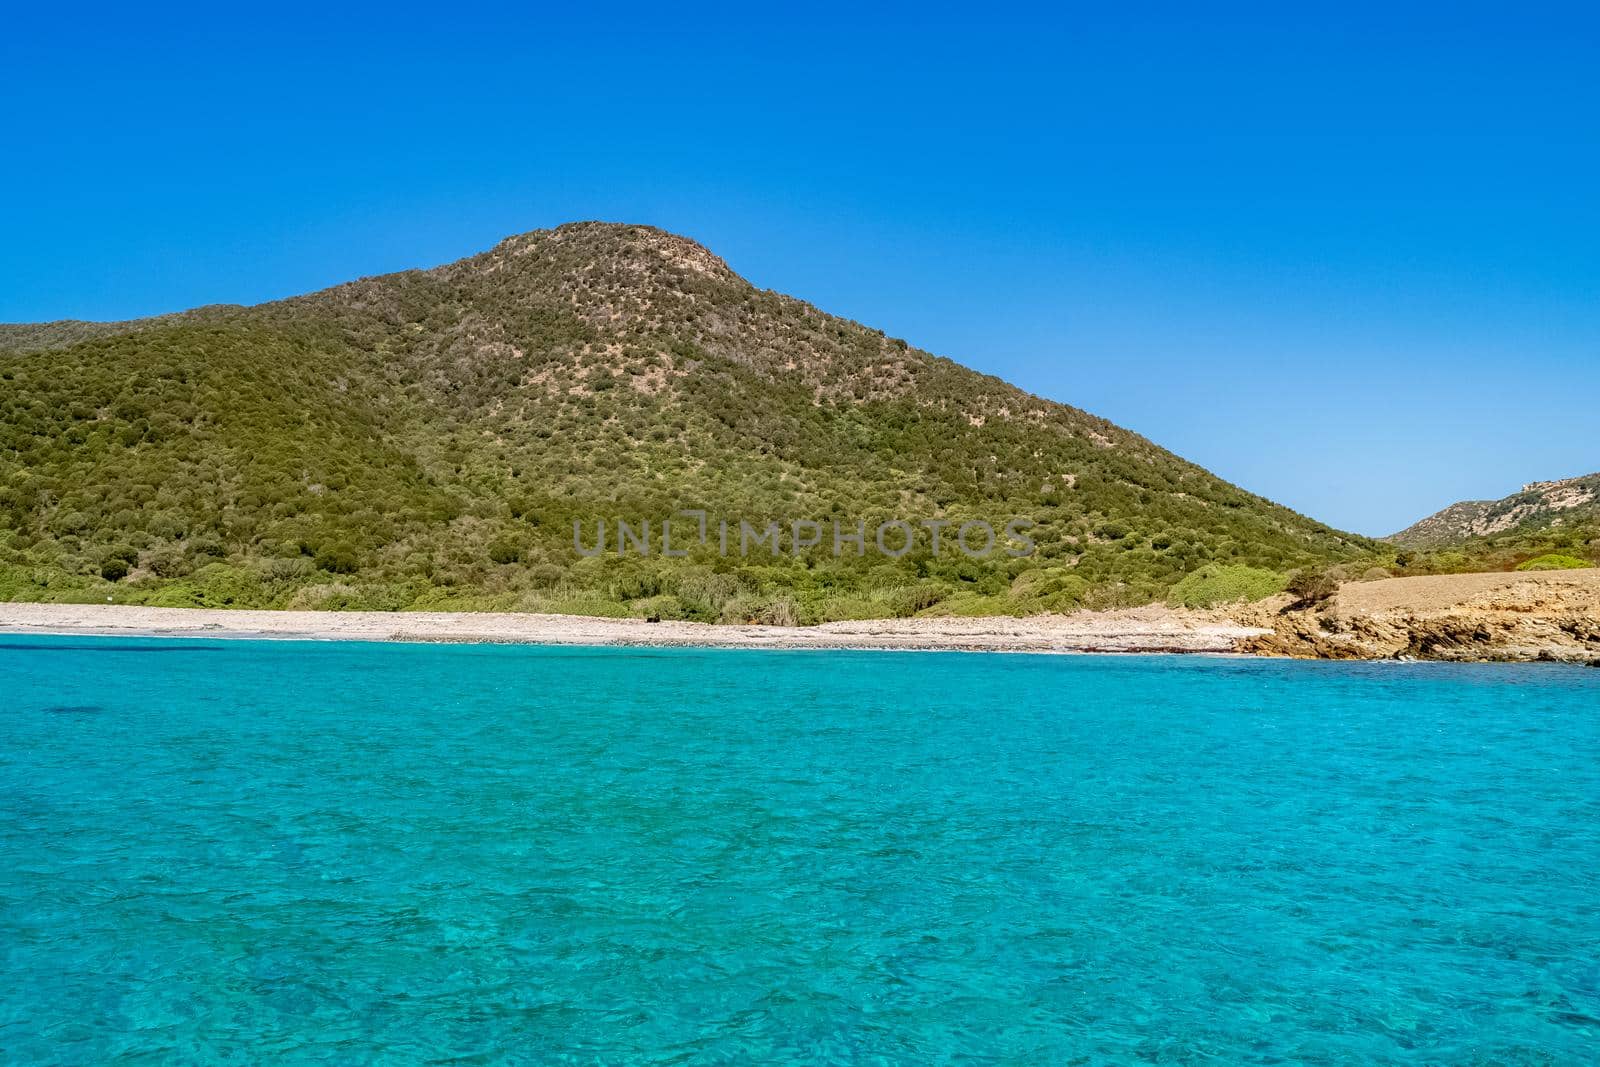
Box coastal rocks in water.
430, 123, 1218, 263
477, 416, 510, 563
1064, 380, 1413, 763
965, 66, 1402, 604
1240, 570, 1600, 663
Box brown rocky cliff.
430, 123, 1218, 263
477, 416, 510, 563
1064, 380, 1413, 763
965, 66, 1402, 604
1239, 570, 1600, 663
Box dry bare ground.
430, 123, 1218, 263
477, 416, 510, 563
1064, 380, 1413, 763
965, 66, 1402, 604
1239, 569, 1600, 663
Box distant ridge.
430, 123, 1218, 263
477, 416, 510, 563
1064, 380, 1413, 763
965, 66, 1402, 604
1388, 473, 1600, 548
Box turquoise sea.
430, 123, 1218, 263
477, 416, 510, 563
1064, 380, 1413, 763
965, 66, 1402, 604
2, 636, 1598, 1064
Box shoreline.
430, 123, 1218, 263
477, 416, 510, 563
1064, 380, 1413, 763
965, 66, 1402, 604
4, 568, 1596, 662
0, 603, 1262, 655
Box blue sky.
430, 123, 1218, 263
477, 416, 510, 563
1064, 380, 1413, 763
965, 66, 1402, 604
3, 3, 1595, 535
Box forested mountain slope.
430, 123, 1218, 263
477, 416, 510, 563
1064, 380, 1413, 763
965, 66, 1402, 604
1, 223, 1370, 621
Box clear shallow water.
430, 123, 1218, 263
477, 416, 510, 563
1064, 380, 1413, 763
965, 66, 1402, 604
1, 638, 1598, 1064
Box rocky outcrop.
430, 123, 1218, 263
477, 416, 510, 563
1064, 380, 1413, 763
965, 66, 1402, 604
1239, 570, 1600, 663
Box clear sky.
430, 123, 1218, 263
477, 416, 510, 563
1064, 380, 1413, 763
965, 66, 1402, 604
3, 3, 1595, 535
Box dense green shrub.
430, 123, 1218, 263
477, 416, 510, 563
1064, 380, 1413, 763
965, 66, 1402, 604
1515, 553, 1591, 571
487, 539, 523, 565
143, 563, 266, 608
314, 544, 361, 574
1286, 568, 1338, 608
629, 594, 688, 621
1167, 565, 1286, 608
146, 547, 192, 579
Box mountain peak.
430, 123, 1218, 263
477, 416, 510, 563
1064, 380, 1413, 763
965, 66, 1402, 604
468, 221, 740, 285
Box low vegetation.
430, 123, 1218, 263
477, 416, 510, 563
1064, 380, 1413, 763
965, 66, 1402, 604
1515, 553, 1593, 571
1166, 564, 1286, 608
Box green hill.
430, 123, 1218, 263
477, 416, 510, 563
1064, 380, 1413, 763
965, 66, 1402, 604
0, 222, 1371, 621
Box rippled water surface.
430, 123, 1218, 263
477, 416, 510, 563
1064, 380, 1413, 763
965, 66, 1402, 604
2, 637, 1598, 1063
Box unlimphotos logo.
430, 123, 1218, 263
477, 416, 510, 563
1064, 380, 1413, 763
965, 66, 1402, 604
574, 510, 1035, 559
